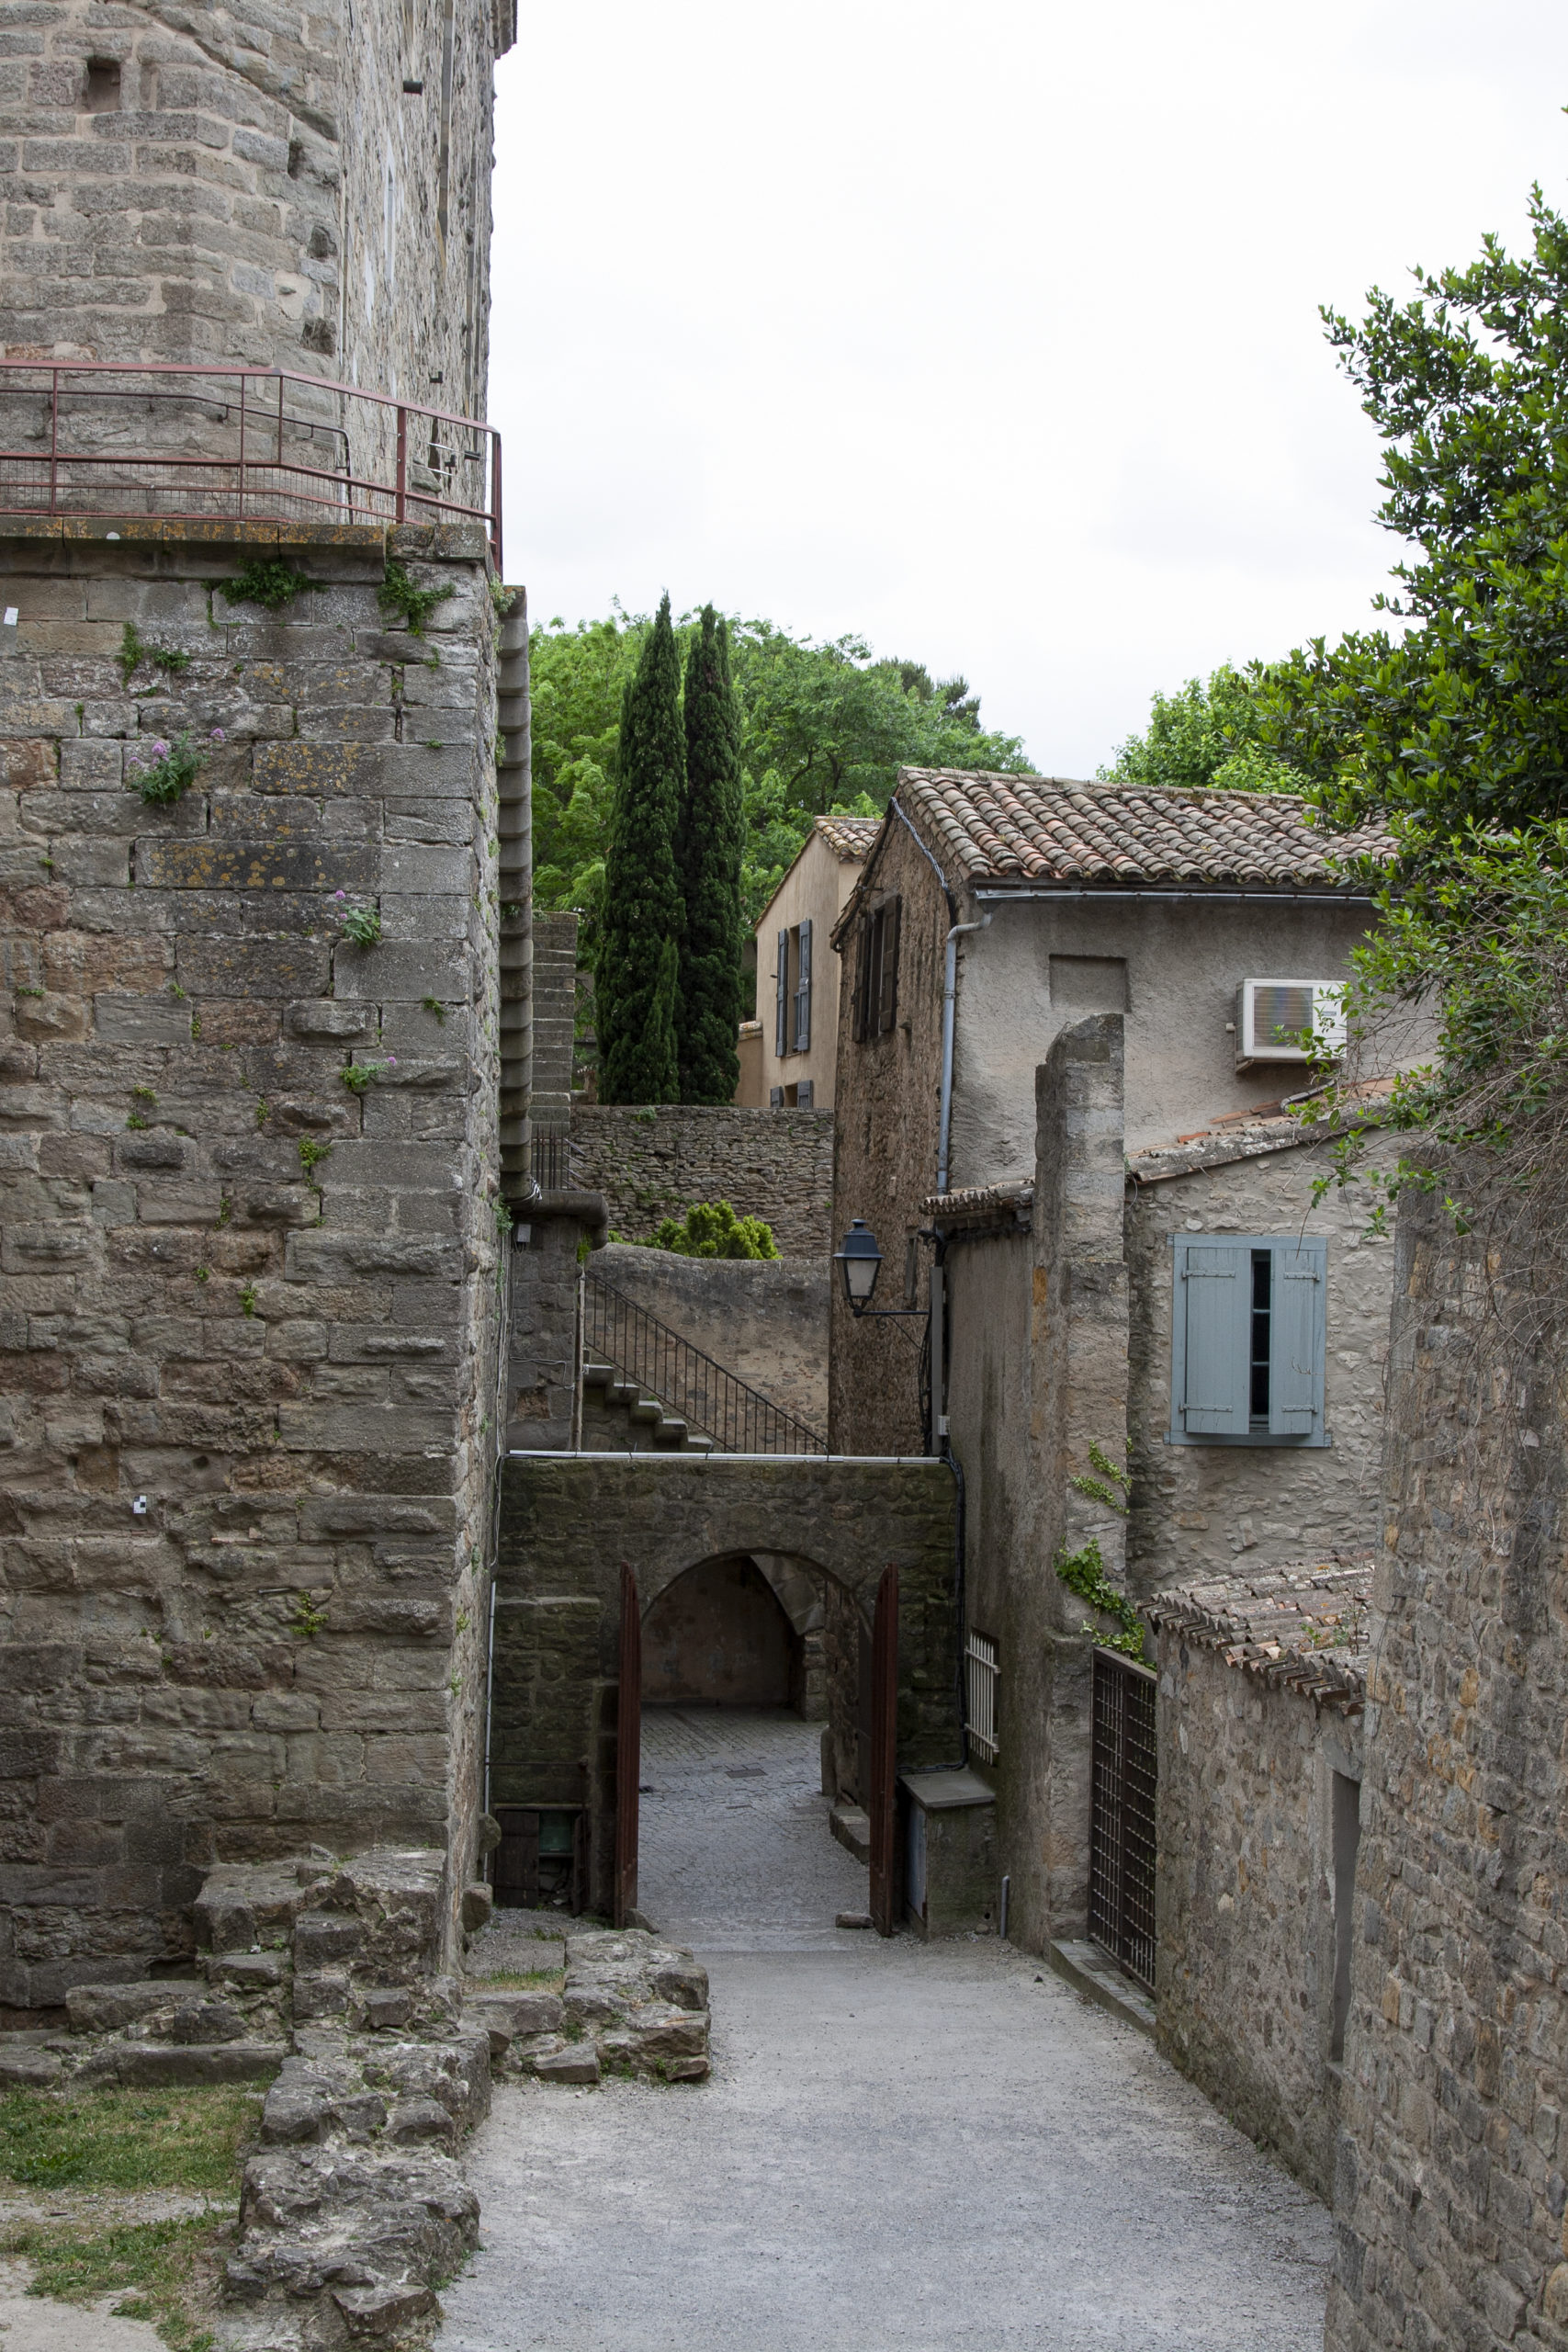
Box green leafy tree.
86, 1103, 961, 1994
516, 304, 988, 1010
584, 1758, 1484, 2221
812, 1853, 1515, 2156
596, 594, 683, 1104
1100, 664, 1303, 793
677, 607, 745, 1102
528, 609, 1032, 933
1255, 185, 1568, 863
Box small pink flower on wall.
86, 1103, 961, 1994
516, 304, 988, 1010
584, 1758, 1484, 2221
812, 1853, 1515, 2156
210, 727, 226, 743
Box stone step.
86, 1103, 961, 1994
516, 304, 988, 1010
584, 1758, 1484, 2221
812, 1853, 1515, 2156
78, 2039, 287, 2086
829, 1802, 872, 1864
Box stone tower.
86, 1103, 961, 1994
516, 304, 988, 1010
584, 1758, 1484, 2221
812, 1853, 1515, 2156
0, 1, 528, 2017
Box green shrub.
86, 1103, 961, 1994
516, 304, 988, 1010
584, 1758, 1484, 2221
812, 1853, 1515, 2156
642, 1199, 779, 1260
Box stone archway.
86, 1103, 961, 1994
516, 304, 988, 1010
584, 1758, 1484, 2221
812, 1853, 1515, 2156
491, 1453, 958, 1917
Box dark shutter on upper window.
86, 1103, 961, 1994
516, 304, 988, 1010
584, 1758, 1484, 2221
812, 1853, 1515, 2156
774, 928, 789, 1058
876, 895, 900, 1034
852, 911, 871, 1042
795, 918, 811, 1052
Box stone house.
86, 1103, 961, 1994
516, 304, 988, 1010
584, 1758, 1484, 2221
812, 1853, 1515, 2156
829, 767, 1393, 1457
825, 771, 1408, 1965
0, 0, 522, 2013
739, 814, 876, 1109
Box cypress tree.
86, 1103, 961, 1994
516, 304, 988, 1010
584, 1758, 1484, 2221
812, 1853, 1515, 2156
675, 605, 745, 1102
596, 594, 683, 1103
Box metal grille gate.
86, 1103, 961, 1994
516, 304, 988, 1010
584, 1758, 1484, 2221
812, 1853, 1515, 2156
1089, 1647, 1158, 1989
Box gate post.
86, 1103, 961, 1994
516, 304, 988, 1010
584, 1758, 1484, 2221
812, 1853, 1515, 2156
870, 1564, 899, 1937
614, 1563, 641, 1928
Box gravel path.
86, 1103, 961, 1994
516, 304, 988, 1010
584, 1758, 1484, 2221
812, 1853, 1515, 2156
440, 1706, 1333, 2352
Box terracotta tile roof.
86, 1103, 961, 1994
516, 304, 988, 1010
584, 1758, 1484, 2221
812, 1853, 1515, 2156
815, 815, 880, 862
920, 1180, 1033, 1232
895, 769, 1393, 891
1144, 1557, 1373, 1711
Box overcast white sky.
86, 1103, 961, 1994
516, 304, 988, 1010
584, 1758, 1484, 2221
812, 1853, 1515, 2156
490, 3, 1568, 777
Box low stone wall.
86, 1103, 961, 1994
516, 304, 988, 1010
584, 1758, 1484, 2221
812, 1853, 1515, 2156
592, 1242, 828, 1433
1150, 1564, 1370, 2202
570, 1105, 834, 1261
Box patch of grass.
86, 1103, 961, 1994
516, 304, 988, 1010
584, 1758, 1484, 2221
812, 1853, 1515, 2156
0, 2085, 261, 2196
1, 2214, 224, 2352
476, 1966, 565, 1992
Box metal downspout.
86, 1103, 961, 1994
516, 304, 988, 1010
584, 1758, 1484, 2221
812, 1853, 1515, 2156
497, 589, 532, 1196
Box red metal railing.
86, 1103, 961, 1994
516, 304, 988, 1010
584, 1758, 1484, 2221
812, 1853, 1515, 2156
0, 361, 501, 570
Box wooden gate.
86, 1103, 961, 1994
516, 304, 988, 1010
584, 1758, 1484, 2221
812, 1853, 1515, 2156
869, 1564, 898, 1938
614, 1562, 641, 1928
1088, 1646, 1158, 1988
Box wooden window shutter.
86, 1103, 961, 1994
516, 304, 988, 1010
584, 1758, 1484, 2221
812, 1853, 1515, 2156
1269, 1239, 1325, 1438
876, 894, 900, 1034
795, 918, 812, 1052
852, 912, 871, 1043
774, 928, 790, 1057
1174, 1239, 1250, 1435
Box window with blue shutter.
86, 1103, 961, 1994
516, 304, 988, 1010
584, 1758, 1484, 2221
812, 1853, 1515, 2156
774, 928, 789, 1058
1168, 1234, 1328, 1446
795, 918, 812, 1051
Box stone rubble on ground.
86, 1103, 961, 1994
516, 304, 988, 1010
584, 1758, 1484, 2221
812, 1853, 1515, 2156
465, 1928, 711, 2087
0, 1858, 711, 2347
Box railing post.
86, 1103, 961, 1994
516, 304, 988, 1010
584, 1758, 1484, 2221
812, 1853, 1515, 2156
395, 406, 407, 524
49, 369, 58, 515
238, 371, 246, 517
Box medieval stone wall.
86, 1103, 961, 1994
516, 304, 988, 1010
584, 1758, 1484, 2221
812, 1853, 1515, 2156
0, 0, 506, 421
0, 517, 502, 2011
1154, 1623, 1364, 2202
1326, 1197, 1568, 2352
592, 1242, 828, 1434
569, 1104, 834, 1263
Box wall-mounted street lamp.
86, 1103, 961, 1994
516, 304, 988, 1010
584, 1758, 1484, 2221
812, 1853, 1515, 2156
834, 1220, 930, 1321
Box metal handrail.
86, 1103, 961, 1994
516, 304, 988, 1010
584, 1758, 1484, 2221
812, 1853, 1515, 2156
0, 360, 501, 569
583, 1272, 828, 1456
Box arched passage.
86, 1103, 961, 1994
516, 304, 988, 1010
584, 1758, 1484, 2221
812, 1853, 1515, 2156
491, 1453, 958, 1920
641, 1555, 801, 1710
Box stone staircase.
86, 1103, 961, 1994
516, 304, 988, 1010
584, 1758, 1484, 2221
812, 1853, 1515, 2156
581, 1355, 716, 1452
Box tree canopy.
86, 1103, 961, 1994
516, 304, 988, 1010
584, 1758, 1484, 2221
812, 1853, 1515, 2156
1099, 664, 1303, 794
530, 609, 1032, 941
1255, 184, 1568, 862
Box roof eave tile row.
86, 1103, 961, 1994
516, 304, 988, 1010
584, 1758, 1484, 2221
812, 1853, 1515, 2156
896, 769, 1394, 893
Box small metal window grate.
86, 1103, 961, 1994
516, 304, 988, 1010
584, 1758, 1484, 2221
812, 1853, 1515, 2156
966, 1631, 999, 1764
1089, 1647, 1158, 1989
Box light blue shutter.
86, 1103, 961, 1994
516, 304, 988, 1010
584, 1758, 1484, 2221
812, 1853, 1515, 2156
795, 918, 812, 1051
1176, 1240, 1250, 1434
1269, 1240, 1325, 1438
774, 929, 789, 1057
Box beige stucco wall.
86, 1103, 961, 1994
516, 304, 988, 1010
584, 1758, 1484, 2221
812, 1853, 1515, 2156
755, 825, 864, 1109
949, 892, 1381, 1177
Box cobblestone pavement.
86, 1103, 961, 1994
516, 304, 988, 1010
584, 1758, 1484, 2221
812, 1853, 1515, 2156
441, 1705, 1333, 2352
637, 1704, 871, 1949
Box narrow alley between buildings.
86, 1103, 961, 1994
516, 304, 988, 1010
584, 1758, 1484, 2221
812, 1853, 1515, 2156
440, 1706, 1332, 2352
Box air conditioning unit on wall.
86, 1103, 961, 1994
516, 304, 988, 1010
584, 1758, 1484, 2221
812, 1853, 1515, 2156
1235, 978, 1347, 1070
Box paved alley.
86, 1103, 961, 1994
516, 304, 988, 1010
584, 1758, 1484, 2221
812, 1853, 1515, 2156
440, 1707, 1333, 2352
